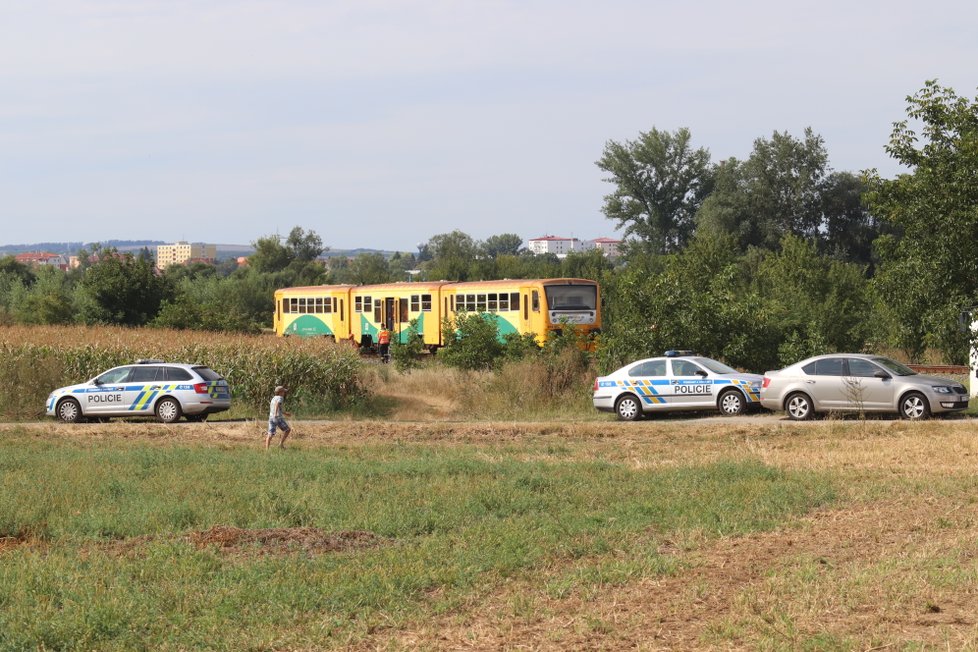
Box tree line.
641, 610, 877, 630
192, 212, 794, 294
596, 80, 978, 370
0, 81, 974, 372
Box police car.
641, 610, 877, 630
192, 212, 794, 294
46, 360, 232, 423
593, 351, 764, 420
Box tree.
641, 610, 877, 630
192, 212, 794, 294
867, 81, 978, 362
422, 230, 477, 281
77, 247, 172, 325
336, 253, 392, 285
480, 233, 524, 258
596, 127, 712, 254
249, 235, 292, 273
286, 226, 325, 262
697, 129, 831, 251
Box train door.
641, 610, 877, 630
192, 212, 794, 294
383, 297, 395, 330
398, 298, 409, 343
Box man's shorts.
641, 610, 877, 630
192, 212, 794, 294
267, 416, 290, 435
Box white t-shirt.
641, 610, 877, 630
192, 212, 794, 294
269, 395, 284, 420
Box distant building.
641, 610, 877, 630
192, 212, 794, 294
527, 235, 584, 258
156, 242, 217, 270
527, 235, 622, 259
14, 252, 69, 271
587, 237, 622, 258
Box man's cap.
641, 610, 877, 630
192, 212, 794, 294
275, 385, 288, 393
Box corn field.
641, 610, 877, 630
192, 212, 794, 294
0, 325, 365, 419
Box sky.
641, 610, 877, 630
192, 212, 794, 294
1, 1, 976, 252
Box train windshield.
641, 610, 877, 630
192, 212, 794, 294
545, 285, 597, 310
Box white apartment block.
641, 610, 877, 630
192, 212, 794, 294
527, 235, 583, 257
527, 235, 622, 259
156, 242, 217, 270
588, 237, 622, 258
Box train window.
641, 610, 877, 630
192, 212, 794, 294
487, 293, 498, 312
532, 290, 540, 312
289, 298, 298, 313
466, 294, 475, 311
400, 299, 409, 322
476, 294, 487, 311
329, 297, 335, 314
421, 294, 431, 311
374, 300, 381, 323
339, 299, 344, 320
283, 299, 290, 314
523, 294, 528, 320
315, 298, 324, 313
498, 294, 508, 311
510, 293, 519, 310
410, 295, 418, 312
354, 297, 362, 313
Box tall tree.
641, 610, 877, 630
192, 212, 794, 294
596, 127, 712, 254
697, 128, 830, 251
867, 81, 978, 362
422, 230, 477, 281
480, 233, 524, 258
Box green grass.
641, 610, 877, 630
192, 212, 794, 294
0, 433, 837, 650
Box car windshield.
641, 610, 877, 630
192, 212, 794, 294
693, 357, 739, 375
871, 356, 917, 376
544, 284, 597, 310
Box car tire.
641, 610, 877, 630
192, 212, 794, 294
615, 394, 643, 421
899, 391, 931, 420
785, 392, 814, 421
56, 398, 82, 423
155, 397, 183, 424
718, 389, 746, 416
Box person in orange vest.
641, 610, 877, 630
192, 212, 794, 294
377, 324, 392, 363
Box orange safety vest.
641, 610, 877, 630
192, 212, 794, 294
378, 329, 391, 345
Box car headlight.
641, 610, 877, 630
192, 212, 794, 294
932, 386, 953, 394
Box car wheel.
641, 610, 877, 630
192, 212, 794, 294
155, 397, 183, 424
56, 398, 82, 423
785, 392, 814, 421
718, 389, 745, 416
185, 414, 208, 423
899, 391, 931, 420
615, 394, 643, 421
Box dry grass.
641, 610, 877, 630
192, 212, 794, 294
7, 408, 978, 649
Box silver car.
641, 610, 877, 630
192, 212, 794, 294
593, 352, 764, 420
760, 353, 969, 420
46, 360, 232, 423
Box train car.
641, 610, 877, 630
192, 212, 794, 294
273, 285, 354, 340
349, 282, 451, 350
445, 278, 600, 345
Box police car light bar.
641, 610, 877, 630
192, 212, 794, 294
664, 350, 695, 357
135, 359, 165, 364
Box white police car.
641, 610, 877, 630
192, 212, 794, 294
46, 360, 232, 423
593, 351, 764, 420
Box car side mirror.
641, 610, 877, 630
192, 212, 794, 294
696, 370, 708, 378
874, 371, 891, 380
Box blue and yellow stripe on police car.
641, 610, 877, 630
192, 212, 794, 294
129, 384, 178, 411
621, 379, 667, 405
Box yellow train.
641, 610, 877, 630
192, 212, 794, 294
273, 278, 601, 348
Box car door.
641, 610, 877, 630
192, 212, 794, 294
843, 358, 894, 410
86, 366, 134, 416
668, 359, 714, 408
804, 357, 848, 409
126, 365, 164, 415
625, 359, 669, 410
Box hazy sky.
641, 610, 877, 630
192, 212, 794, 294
1, 1, 976, 252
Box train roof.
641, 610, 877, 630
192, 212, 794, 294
275, 284, 356, 293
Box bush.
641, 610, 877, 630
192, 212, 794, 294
391, 319, 426, 372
